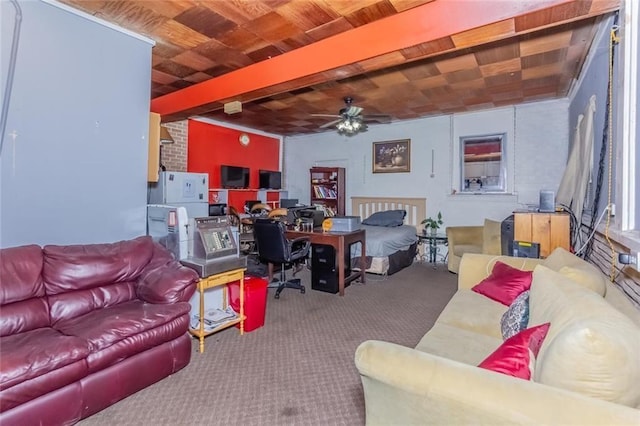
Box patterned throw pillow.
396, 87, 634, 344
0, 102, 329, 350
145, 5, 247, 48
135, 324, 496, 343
501, 290, 530, 340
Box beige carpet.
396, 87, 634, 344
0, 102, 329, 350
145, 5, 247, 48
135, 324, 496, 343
78, 262, 457, 425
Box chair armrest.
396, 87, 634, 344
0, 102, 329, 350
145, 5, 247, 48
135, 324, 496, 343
289, 236, 310, 246
457, 253, 543, 290
355, 340, 640, 425
289, 236, 311, 259
137, 264, 198, 304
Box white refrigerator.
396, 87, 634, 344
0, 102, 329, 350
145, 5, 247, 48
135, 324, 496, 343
148, 171, 209, 218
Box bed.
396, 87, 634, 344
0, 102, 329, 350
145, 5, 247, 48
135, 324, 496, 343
350, 196, 426, 275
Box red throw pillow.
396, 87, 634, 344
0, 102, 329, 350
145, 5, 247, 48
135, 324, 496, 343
472, 261, 533, 305
478, 323, 550, 380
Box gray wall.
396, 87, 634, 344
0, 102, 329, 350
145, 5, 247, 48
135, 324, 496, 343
283, 100, 568, 228
0, 1, 153, 248
568, 15, 615, 218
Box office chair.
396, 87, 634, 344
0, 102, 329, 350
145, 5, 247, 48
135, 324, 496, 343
253, 218, 310, 299
249, 203, 272, 216
227, 206, 255, 254
268, 207, 289, 221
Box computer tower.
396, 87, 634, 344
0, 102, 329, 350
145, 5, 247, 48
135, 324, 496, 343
501, 215, 515, 255
311, 244, 351, 293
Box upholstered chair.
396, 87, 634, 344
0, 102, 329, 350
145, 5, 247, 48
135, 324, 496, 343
446, 219, 502, 273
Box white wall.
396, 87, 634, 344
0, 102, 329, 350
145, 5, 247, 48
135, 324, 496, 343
284, 100, 568, 228
0, 1, 153, 248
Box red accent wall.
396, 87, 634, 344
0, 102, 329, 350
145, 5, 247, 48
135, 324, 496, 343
187, 119, 280, 189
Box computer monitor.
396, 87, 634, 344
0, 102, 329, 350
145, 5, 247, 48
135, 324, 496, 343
280, 198, 299, 208
296, 208, 325, 228
244, 200, 262, 212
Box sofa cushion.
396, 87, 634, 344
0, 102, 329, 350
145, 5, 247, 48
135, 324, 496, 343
0, 245, 50, 336
42, 236, 154, 296
542, 247, 606, 296
500, 290, 530, 340
0, 328, 90, 390
415, 323, 503, 366
529, 265, 640, 407
434, 290, 506, 339
472, 261, 533, 306
54, 300, 191, 352
478, 323, 550, 380
481, 219, 502, 255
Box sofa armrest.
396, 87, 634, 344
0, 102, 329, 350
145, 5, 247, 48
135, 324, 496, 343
457, 253, 543, 290
137, 264, 198, 304
355, 340, 640, 426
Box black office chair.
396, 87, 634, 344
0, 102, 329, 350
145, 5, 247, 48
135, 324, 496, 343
253, 218, 310, 299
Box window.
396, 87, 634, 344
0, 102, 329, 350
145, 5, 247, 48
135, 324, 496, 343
460, 133, 506, 193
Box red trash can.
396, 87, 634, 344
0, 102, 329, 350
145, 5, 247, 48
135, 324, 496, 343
228, 276, 268, 332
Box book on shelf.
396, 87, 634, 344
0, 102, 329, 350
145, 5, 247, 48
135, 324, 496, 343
313, 204, 336, 217
312, 185, 337, 199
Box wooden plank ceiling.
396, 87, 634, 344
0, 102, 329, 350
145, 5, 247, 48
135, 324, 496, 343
59, 0, 619, 136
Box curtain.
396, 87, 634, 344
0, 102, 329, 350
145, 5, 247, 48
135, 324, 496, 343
556, 95, 596, 222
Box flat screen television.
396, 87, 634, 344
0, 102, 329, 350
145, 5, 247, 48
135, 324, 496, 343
221, 165, 249, 189
259, 169, 282, 189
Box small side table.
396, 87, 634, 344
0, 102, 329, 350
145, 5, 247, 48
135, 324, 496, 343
189, 268, 246, 353
416, 232, 448, 266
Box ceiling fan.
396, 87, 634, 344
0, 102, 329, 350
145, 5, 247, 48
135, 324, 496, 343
312, 97, 391, 135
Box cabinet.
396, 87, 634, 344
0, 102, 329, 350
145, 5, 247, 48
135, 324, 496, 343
310, 167, 345, 216
514, 212, 570, 258
147, 112, 161, 182
189, 268, 245, 353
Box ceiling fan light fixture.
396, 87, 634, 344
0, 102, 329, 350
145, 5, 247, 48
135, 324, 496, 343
336, 117, 367, 136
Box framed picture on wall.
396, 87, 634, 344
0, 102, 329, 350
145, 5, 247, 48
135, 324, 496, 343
372, 139, 411, 173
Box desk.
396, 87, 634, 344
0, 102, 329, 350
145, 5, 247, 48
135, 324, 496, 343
286, 228, 366, 296
417, 233, 448, 266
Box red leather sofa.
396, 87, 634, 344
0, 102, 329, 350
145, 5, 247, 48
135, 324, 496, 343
0, 236, 199, 425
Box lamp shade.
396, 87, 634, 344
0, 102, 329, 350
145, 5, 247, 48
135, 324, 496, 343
160, 126, 175, 144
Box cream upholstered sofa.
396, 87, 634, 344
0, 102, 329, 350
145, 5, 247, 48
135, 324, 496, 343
355, 248, 640, 425
446, 218, 502, 273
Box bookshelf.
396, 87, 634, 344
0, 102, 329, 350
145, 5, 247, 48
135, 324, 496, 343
310, 167, 345, 216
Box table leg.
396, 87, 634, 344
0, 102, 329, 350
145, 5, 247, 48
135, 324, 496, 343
198, 284, 205, 353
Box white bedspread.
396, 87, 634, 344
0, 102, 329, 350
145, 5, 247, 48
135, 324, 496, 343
351, 224, 417, 258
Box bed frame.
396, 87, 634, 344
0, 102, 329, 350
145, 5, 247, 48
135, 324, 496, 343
351, 196, 426, 232
351, 196, 427, 274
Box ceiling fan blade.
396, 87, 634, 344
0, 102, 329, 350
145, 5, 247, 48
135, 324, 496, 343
319, 119, 342, 129
345, 106, 363, 116
363, 114, 392, 123
311, 113, 341, 118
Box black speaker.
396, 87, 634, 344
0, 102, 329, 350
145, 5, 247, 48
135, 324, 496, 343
311, 244, 350, 293
539, 190, 555, 213
501, 215, 515, 255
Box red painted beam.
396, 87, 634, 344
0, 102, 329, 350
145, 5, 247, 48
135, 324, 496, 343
151, 0, 574, 116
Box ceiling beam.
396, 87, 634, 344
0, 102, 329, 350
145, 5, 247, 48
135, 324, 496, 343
151, 0, 576, 116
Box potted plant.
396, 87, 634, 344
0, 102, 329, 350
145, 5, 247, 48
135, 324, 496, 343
421, 211, 443, 236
